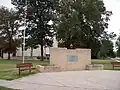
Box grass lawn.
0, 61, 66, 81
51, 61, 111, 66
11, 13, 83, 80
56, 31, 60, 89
0, 59, 49, 80
92, 59, 120, 70
0, 59, 119, 80
0, 86, 17, 90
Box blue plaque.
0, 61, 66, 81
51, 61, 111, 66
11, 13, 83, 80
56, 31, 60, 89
67, 55, 78, 62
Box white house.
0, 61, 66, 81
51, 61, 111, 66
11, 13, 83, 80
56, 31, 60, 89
16, 36, 58, 57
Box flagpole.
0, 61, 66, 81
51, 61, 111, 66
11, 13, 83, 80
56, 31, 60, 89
23, 0, 27, 63
23, 25, 25, 63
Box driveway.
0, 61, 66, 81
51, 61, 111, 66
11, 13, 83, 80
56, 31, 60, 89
0, 70, 120, 90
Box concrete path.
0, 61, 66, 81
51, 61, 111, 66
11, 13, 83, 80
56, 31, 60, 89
0, 70, 120, 90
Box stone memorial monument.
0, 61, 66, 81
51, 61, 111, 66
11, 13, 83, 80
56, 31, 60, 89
50, 48, 91, 71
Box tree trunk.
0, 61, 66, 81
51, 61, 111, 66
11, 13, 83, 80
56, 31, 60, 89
41, 44, 44, 61
66, 43, 71, 49
31, 47, 33, 58
22, 44, 23, 57
8, 52, 11, 60
13, 52, 16, 57
40, 35, 44, 61
0, 49, 1, 58
1, 49, 3, 59
0, 49, 3, 59
8, 36, 12, 60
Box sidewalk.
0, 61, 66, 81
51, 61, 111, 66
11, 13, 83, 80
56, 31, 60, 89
0, 70, 120, 90
0, 80, 15, 88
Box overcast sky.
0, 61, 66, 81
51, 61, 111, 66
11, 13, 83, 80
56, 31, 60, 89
0, 0, 120, 35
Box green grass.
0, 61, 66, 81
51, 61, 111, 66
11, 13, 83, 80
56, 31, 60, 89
0, 69, 39, 80
0, 86, 17, 90
0, 59, 49, 80
92, 59, 120, 70
0, 59, 119, 80
0, 59, 49, 65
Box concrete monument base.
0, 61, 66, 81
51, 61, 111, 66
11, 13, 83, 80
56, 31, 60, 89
50, 48, 91, 71
36, 65, 61, 72
86, 64, 104, 70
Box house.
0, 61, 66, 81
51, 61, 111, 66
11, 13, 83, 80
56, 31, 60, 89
16, 36, 58, 57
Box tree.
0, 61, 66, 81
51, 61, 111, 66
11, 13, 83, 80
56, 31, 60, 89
12, 0, 59, 60
90, 38, 101, 59
25, 37, 39, 57
116, 36, 120, 57
99, 31, 116, 58
0, 37, 6, 58
0, 6, 20, 59
57, 0, 112, 58
100, 40, 114, 58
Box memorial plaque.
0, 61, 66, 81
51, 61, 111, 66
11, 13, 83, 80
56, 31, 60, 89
67, 55, 78, 62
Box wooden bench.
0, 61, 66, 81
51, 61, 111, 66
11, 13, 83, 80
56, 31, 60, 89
111, 62, 120, 69
16, 63, 36, 75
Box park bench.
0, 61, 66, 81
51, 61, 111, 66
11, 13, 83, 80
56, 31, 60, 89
111, 62, 120, 70
16, 63, 36, 75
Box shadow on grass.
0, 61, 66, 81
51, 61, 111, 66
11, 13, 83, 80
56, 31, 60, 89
92, 60, 120, 70
0, 69, 39, 80
0, 86, 20, 90
103, 64, 120, 70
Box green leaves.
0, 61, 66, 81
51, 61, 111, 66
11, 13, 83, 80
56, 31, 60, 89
11, 0, 115, 59
12, 0, 59, 60
116, 36, 120, 57
0, 6, 20, 59
57, 0, 113, 58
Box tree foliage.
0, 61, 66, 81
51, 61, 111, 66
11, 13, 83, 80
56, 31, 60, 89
57, 0, 113, 58
116, 36, 120, 57
25, 37, 39, 57
12, 0, 59, 60
100, 40, 115, 58
0, 6, 20, 59
99, 31, 116, 58
10, 0, 116, 59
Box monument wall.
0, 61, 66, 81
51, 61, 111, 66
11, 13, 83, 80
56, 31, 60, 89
50, 48, 91, 71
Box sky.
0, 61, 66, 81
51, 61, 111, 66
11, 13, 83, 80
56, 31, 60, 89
0, 0, 120, 35
104, 0, 120, 35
